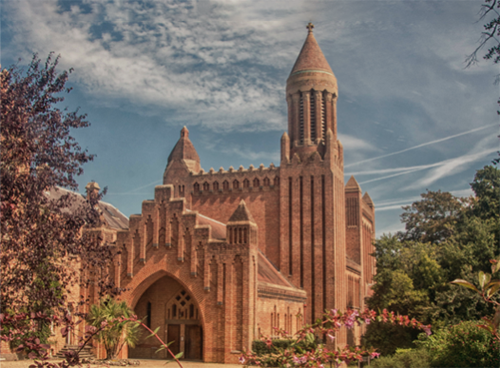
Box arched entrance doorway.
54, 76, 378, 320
129, 275, 203, 360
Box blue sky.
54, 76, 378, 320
1, 0, 499, 237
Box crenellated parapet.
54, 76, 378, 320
188, 163, 280, 196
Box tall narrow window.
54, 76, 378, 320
310, 90, 316, 141
320, 92, 326, 143
299, 93, 304, 144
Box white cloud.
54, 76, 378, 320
338, 133, 378, 152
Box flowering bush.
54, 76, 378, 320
239, 308, 430, 367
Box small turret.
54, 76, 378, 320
362, 192, 374, 209
163, 126, 201, 186
345, 176, 361, 193
226, 200, 258, 248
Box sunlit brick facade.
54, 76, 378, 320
114, 24, 376, 364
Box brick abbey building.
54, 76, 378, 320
112, 24, 376, 364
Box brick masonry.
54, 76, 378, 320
19, 25, 376, 364
107, 26, 377, 363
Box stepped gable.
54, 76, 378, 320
289, 22, 334, 77
167, 126, 200, 171
345, 175, 361, 192
228, 200, 256, 224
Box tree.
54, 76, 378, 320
399, 190, 464, 244
469, 165, 500, 221
87, 297, 140, 360
0, 54, 117, 347
366, 169, 500, 352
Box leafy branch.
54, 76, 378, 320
451, 257, 500, 340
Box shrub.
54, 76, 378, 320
370, 348, 430, 368
362, 321, 420, 355
416, 320, 500, 367
252, 339, 294, 355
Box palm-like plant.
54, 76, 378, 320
87, 296, 140, 360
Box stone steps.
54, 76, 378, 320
55, 345, 94, 359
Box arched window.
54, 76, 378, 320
203, 182, 209, 191
253, 178, 260, 187
263, 177, 270, 186
193, 182, 200, 193
223, 180, 229, 190
274, 176, 280, 186
167, 289, 198, 321
213, 181, 219, 191
233, 180, 239, 189
243, 178, 250, 188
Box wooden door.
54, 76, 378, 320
167, 324, 181, 357
185, 325, 202, 360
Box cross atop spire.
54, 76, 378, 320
306, 22, 314, 33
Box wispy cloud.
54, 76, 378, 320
345, 123, 498, 168
406, 147, 498, 190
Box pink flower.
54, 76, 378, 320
239, 356, 245, 364
327, 334, 335, 341
370, 352, 380, 359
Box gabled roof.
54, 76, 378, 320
196, 213, 227, 240
228, 200, 256, 224
290, 24, 334, 77
257, 252, 293, 287
47, 187, 129, 230
363, 192, 374, 208
345, 175, 361, 191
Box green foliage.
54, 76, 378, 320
416, 321, 500, 367
469, 165, 500, 220
362, 322, 419, 356
366, 166, 500, 353
370, 348, 431, 368
400, 190, 463, 244
87, 296, 140, 360
252, 339, 292, 355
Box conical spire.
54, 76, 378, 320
167, 126, 200, 170
228, 200, 256, 223
289, 22, 334, 77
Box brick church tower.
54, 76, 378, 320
112, 24, 376, 363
